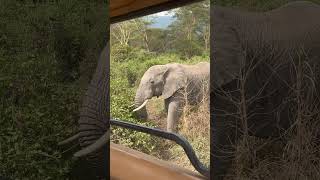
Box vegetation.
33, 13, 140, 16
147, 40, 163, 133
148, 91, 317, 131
110, 0, 210, 171
0, 0, 107, 179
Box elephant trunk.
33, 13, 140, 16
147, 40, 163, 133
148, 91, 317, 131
133, 92, 148, 120
77, 43, 109, 178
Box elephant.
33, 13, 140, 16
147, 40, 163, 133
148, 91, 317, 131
58, 41, 110, 179
133, 62, 210, 133
211, 1, 320, 179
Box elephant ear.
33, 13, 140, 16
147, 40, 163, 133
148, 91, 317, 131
162, 65, 187, 99
211, 6, 245, 88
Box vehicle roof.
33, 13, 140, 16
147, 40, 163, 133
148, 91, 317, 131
110, 0, 203, 23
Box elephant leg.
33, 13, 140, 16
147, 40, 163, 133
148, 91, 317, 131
166, 93, 184, 133
164, 99, 169, 113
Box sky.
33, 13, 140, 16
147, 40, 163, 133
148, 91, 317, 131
147, 10, 176, 29
153, 11, 175, 17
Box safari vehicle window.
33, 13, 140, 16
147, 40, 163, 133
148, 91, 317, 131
110, 0, 210, 176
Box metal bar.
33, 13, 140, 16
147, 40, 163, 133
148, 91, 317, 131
110, 118, 209, 177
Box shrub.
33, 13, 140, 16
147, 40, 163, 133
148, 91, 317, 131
0, 1, 108, 179
174, 39, 203, 59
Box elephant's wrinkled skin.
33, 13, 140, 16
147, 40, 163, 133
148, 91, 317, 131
134, 62, 210, 133
59, 42, 110, 179
77, 42, 109, 178
211, 1, 320, 179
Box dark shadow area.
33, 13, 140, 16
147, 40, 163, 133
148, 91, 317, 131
0, 0, 109, 179
210, 0, 320, 179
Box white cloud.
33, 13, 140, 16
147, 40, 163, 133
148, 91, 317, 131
153, 11, 175, 17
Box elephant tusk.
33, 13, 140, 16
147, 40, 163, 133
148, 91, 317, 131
73, 130, 110, 158
132, 99, 149, 112
58, 133, 80, 146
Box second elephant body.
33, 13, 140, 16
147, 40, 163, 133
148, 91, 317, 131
211, 1, 320, 179
134, 62, 210, 133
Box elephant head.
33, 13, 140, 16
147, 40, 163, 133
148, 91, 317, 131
133, 64, 186, 118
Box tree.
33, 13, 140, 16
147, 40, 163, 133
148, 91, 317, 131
145, 28, 170, 53
167, 0, 210, 56
110, 21, 137, 46
111, 18, 153, 50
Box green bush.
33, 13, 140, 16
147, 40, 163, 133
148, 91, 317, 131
0, 54, 80, 179
174, 39, 203, 59
111, 44, 133, 62
0, 1, 107, 179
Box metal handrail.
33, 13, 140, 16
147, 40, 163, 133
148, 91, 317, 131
110, 118, 210, 178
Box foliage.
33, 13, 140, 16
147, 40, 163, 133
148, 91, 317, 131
169, 0, 210, 54
109, 0, 210, 58
111, 18, 152, 49
110, 44, 134, 63
174, 39, 204, 59
0, 0, 107, 179
145, 28, 170, 53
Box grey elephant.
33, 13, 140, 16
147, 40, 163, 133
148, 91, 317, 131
211, 1, 320, 179
133, 62, 210, 133
58, 42, 110, 178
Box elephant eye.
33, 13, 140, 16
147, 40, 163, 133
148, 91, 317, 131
150, 80, 154, 84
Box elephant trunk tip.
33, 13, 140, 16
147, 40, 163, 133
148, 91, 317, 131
73, 130, 110, 158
